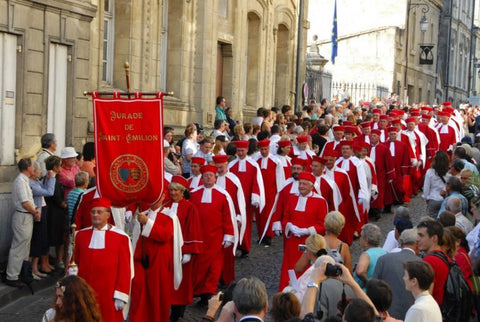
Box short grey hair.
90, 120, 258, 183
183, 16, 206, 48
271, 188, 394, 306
233, 277, 268, 315
41, 133, 56, 149
446, 196, 462, 213
361, 223, 382, 246
394, 206, 411, 220
293, 126, 304, 134
33, 161, 41, 171
399, 228, 417, 246
325, 211, 345, 235
75, 171, 89, 187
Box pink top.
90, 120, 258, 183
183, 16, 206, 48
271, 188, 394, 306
58, 164, 80, 199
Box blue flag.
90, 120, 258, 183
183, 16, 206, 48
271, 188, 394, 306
331, 0, 338, 64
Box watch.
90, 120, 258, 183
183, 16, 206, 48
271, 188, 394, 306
307, 281, 319, 289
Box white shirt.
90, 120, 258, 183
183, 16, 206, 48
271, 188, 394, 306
455, 212, 474, 235
404, 291, 442, 322
382, 230, 398, 253
422, 169, 450, 201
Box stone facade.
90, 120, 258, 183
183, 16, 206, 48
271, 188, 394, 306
437, 0, 476, 105
0, 0, 96, 261
0, 0, 307, 260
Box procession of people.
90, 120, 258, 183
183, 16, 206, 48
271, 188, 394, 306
7, 96, 480, 321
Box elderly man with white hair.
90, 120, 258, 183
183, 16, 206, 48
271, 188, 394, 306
373, 228, 422, 320
446, 196, 473, 235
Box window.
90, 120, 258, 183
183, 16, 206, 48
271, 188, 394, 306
102, 0, 114, 83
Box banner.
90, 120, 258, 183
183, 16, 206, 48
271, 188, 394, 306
92, 92, 164, 207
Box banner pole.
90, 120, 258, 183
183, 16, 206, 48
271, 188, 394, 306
124, 61, 131, 99
83, 91, 174, 97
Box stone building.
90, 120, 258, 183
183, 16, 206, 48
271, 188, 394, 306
0, 0, 308, 261
437, 0, 477, 105
308, 0, 443, 105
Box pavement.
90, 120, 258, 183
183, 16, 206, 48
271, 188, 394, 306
0, 194, 428, 321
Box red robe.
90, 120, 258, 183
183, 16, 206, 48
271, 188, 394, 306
320, 140, 342, 157
435, 123, 457, 156
216, 172, 246, 284
75, 225, 132, 322
418, 123, 439, 172
335, 157, 369, 219
257, 155, 285, 239
382, 139, 410, 205
229, 157, 265, 252
168, 199, 203, 305
279, 192, 327, 290
190, 185, 236, 295
324, 167, 360, 245
75, 188, 114, 229
187, 174, 202, 191
277, 155, 292, 180
314, 175, 338, 212
130, 209, 174, 322
369, 143, 394, 209
270, 179, 299, 229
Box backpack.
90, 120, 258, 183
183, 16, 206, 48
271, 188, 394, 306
432, 252, 473, 322
326, 240, 344, 264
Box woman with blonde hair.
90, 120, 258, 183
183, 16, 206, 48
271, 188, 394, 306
324, 211, 353, 273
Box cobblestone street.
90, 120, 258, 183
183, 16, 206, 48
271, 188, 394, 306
0, 194, 428, 321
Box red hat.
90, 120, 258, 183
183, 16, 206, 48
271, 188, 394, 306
371, 129, 381, 136
90, 197, 111, 211
389, 110, 399, 117
390, 119, 402, 125
298, 171, 316, 184
438, 111, 451, 117
291, 157, 307, 167
235, 140, 249, 149
360, 121, 372, 128
443, 101, 452, 106
200, 164, 217, 174
421, 106, 433, 112
312, 155, 327, 164
405, 117, 416, 124
361, 141, 371, 150
362, 102, 370, 107
372, 108, 382, 114
323, 148, 339, 158
257, 139, 271, 148
340, 140, 354, 148
171, 175, 188, 189
277, 140, 291, 147
387, 126, 399, 133
352, 143, 363, 152
410, 111, 420, 117
297, 135, 308, 143
380, 115, 389, 120
212, 154, 229, 164
342, 121, 354, 126
332, 125, 345, 132
398, 110, 405, 115
421, 114, 432, 119
191, 157, 206, 165
443, 106, 454, 114
344, 125, 357, 134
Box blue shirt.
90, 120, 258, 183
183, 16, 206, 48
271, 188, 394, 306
215, 105, 227, 120
437, 191, 469, 217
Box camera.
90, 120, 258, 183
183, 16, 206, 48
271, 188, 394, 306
298, 244, 307, 252
325, 263, 342, 277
